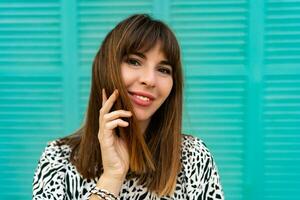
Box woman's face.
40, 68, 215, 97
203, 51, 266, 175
121, 42, 173, 130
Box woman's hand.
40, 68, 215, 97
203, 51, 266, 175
98, 89, 131, 181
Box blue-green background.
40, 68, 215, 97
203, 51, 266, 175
1, 0, 300, 199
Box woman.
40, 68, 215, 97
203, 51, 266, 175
33, 14, 224, 200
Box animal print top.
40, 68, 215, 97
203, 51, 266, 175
32, 134, 224, 200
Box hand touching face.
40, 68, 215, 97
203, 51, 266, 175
98, 89, 131, 179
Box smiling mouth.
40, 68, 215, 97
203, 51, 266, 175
134, 94, 150, 102
128, 92, 153, 106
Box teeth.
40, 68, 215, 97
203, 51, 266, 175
135, 95, 150, 102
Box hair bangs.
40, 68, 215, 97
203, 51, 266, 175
158, 25, 181, 71
123, 22, 160, 56
122, 20, 180, 68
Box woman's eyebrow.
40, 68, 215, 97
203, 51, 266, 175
159, 60, 171, 67
131, 52, 145, 59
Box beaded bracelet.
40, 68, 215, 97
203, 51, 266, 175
90, 187, 118, 200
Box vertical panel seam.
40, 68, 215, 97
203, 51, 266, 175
245, 0, 265, 199
61, 0, 79, 134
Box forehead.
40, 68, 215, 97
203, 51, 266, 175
146, 42, 167, 59
127, 41, 167, 59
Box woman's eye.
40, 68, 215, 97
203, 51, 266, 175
127, 58, 140, 66
159, 68, 172, 75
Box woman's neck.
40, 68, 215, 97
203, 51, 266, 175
138, 119, 150, 135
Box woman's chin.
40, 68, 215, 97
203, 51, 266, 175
132, 109, 151, 121
133, 112, 151, 129
135, 115, 150, 123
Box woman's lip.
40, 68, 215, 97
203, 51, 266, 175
128, 92, 153, 107
128, 91, 155, 100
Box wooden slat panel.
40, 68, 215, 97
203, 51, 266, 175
0, 1, 62, 199
263, 75, 300, 199
170, 1, 248, 199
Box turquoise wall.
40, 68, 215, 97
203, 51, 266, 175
0, 0, 300, 199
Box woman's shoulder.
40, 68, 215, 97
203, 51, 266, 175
180, 134, 214, 167
33, 139, 73, 199
39, 139, 72, 165
180, 134, 224, 199
181, 134, 211, 155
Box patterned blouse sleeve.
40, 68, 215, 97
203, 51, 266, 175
204, 154, 224, 200
184, 136, 224, 200
32, 141, 68, 200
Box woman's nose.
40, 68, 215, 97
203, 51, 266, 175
140, 68, 156, 87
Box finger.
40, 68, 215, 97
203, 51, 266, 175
105, 119, 129, 130
102, 88, 108, 107
101, 89, 119, 114
103, 110, 132, 122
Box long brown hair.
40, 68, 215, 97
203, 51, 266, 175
60, 14, 183, 196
